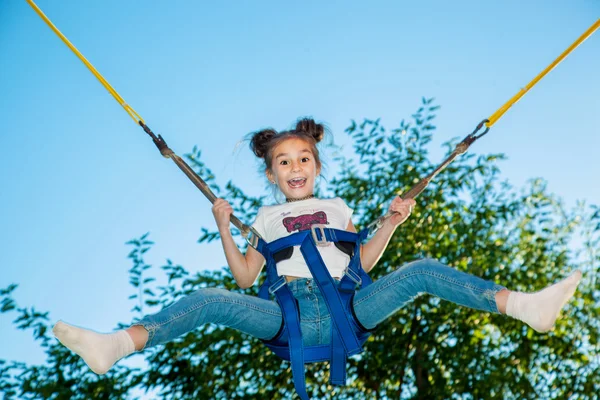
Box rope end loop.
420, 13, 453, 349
462, 118, 491, 150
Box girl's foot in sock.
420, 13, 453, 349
52, 321, 135, 374
506, 270, 582, 332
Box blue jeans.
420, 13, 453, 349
133, 259, 505, 349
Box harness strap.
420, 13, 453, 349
257, 227, 372, 398
330, 324, 347, 385
273, 284, 309, 400
300, 235, 363, 355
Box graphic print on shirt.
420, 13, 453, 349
282, 211, 328, 233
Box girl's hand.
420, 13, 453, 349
388, 197, 416, 227
212, 198, 234, 231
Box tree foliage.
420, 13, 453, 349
2, 99, 599, 399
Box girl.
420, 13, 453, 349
53, 117, 582, 379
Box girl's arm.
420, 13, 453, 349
346, 197, 416, 273
213, 199, 266, 289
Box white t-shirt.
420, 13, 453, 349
252, 197, 353, 278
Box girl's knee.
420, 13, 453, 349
398, 258, 437, 273
184, 287, 236, 307
394, 258, 445, 290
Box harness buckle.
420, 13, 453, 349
310, 224, 329, 247
343, 267, 362, 286
268, 276, 287, 295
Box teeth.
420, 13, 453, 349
288, 178, 306, 187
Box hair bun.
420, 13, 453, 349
250, 128, 278, 159
295, 118, 324, 143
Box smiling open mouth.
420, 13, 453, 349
287, 177, 307, 188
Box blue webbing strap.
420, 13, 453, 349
330, 323, 347, 385
256, 228, 371, 398
257, 238, 310, 400
300, 235, 363, 355
299, 231, 366, 387
337, 229, 372, 293
273, 284, 309, 400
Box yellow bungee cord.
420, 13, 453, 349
25, 0, 599, 237
24, 0, 259, 243
487, 19, 600, 128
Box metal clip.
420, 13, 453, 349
366, 216, 386, 236
310, 224, 329, 247
244, 226, 262, 250
268, 276, 287, 295
343, 267, 362, 286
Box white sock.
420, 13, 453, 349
506, 270, 582, 333
52, 321, 136, 375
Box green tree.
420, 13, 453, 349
1, 99, 599, 399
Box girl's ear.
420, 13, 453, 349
266, 170, 275, 184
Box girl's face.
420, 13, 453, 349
266, 138, 320, 200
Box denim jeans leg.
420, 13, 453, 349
131, 287, 283, 350
353, 258, 506, 329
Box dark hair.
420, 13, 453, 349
249, 117, 327, 174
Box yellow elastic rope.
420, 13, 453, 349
25, 0, 145, 125
27, 0, 598, 132
487, 19, 600, 128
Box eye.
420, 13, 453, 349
280, 160, 289, 165
301, 157, 310, 162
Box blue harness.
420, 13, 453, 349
254, 224, 375, 399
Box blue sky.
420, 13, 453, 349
0, 0, 598, 378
